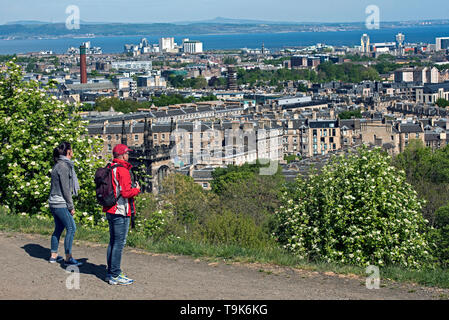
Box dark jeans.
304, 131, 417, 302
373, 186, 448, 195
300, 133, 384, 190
106, 213, 130, 278
50, 207, 76, 255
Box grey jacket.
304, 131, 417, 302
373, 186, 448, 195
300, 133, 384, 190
48, 160, 75, 211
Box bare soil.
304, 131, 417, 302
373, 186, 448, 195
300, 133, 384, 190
1, 231, 448, 300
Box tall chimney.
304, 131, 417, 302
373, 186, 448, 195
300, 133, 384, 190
80, 44, 87, 84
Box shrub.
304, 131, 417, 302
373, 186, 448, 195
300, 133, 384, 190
274, 146, 435, 269
430, 205, 449, 266
194, 210, 269, 249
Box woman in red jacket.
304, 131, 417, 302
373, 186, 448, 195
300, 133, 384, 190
103, 144, 140, 285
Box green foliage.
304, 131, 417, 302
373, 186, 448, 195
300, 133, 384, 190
274, 146, 434, 269
237, 67, 318, 87
167, 75, 208, 89
431, 205, 449, 266
223, 56, 238, 65
193, 210, 269, 249
211, 160, 282, 195
393, 141, 449, 225
0, 60, 105, 224
94, 97, 149, 113
338, 109, 362, 120
159, 173, 218, 225
284, 154, 300, 163
317, 62, 380, 83
436, 98, 449, 108
435, 64, 449, 71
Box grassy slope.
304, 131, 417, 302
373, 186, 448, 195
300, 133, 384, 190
1, 208, 449, 289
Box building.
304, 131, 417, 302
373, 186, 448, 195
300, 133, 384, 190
227, 66, 238, 90
182, 39, 203, 54
416, 82, 449, 104
360, 34, 370, 54
159, 37, 177, 53
137, 75, 167, 88
396, 33, 405, 55
291, 55, 308, 68
110, 61, 152, 72
394, 67, 439, 84
436, 37, 449, 51
79, 44, 87, 84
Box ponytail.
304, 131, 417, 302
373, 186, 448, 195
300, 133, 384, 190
53, 141, 71, 163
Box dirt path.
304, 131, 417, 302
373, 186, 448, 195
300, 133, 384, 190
0, 231, 447, 300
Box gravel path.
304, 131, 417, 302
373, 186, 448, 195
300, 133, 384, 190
0, 231, 447, 300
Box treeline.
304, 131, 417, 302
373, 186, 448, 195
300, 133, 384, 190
167, 75, 208, 89
236, 62, 380, 87
138, 160, 286, 248
92, 94, 218, 113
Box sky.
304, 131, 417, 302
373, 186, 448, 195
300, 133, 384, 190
0, 0, 448, 24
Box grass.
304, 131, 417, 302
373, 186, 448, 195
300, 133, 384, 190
1, 207, 449, 289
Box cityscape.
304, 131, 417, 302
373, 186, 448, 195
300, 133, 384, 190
2, 0, 449, 303
8, 31, 449, 191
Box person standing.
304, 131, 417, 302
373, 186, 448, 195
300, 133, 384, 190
48, 141, 83, 267
103, 144, 140, 285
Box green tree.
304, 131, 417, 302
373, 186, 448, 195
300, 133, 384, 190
436, 98, 449, 108
0, 60, 105, 226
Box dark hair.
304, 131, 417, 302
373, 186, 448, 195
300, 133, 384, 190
53, 141, 72, 163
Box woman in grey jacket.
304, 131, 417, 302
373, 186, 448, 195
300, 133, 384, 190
48, 141, 82, 267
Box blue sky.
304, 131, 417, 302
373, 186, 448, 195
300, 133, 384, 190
0, 0, 448, 24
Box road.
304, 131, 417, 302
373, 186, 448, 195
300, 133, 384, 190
0, 231, 447, 300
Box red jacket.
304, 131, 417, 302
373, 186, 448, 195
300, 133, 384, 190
102, 158, 140, 217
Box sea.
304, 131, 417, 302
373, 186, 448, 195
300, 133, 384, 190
1, 24, 449, 54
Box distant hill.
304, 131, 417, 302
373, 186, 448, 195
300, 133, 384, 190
173, 16, 302, 25
1, 18, 448, 40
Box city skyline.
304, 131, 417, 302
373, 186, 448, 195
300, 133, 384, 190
1, 0, 449, 25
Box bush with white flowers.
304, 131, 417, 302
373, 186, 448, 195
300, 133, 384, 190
274, 146, 435, 269
0, 60, 106, 227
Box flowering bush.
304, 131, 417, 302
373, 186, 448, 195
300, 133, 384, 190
274, 146, 435, 269
0, 60, 105, 224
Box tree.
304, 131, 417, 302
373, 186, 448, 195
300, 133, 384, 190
0, 60, 105, 226
338, 110, 362, 120
274, 146, 434, 269
159, 173, 218, 225
436, 98, 449, 108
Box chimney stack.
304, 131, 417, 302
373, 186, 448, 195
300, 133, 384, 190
80, 44, 87, 84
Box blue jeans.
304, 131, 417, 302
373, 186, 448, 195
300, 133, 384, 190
50, 207, 76, 255
106, 213, 130, 278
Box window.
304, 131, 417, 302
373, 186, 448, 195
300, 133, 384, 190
154, 134, 157, 140
108, 144, 112, 152
416, 133, 419, 138
162, 134, 165, 139
134, 135, 138, 141
202, 183, 208, 189
107, 135, 112, 141
115, 135, 119, 140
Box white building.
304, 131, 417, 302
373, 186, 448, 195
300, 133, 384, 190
436, 37, 449, 51
111, 61, 153, 72
182, 39, 203, 54
159, 37, 178, 53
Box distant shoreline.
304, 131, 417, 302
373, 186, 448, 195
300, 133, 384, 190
0, 24, 448, 55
